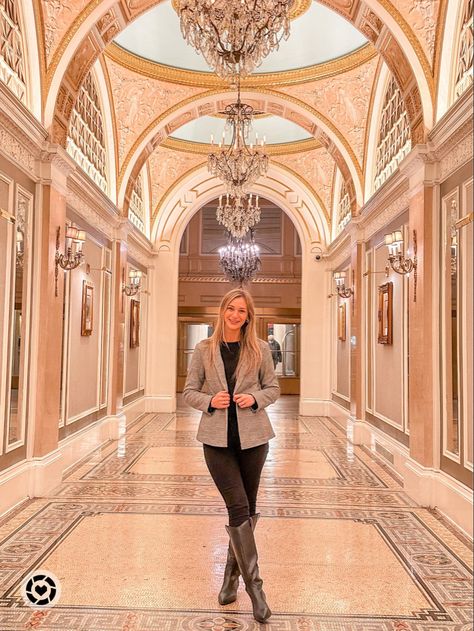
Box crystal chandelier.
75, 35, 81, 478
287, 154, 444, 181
219, 229, 261, 285
176, 0, 294, 79
216, 193, 261, 238
208, 85, 268, 198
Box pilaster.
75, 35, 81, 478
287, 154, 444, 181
30, 147, 75, 460
400, 147, 437, 468
349, 226, 364, 422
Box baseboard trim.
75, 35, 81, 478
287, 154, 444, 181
143, 395, 176, 413
299, 398, 331, 416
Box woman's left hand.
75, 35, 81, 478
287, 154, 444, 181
233, 393, 256, 408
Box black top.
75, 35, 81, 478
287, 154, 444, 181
220, 341, 241, 449
207, 342, 257, 450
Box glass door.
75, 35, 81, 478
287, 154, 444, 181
260, 318, 301, 394
177, 319, 214, 391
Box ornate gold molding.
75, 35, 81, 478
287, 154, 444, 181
161, 137, 322, 156
105, 42, 377, 88
179, 274, 302, 283
171, 0, 311, 20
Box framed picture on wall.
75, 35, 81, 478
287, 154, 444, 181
130, 299, 140, 348
81, 281, 94, 336
378, 282, 393, 344
338, 302, 346, 341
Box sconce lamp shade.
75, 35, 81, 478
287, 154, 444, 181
75, 230, 86, 242
384, 233, 394, 246
392, 230, 403, 244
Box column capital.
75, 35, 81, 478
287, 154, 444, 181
399, 144, 438, 190
38, 145, 76, 195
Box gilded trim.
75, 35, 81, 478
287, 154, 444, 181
32, 0, 47, 107
161, 137, 322, 156
152, 162, 207, 226
45, 0, 105, 90
376, 0, 434, 100
118, 87, 363, 189
267, 165, 330, 226
171, 0, 312, 20
105, 43, 377, 88
98, 55, 120, 202
362, 56, 385, 189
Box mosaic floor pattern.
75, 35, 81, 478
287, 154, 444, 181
0, 397, 472, 630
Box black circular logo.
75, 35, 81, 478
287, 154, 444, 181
21, 571, 61, 608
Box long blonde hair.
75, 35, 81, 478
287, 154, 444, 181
210, 288, 262, 375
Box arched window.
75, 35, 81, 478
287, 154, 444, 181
454, 0, 473, 101
374, 75, 411, 192
336, 180, 351, 235
129, 171, 145, 233
67, 72, 107, 193
0, 0, 27, 105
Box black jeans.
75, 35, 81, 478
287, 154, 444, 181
203, 443, 269, 527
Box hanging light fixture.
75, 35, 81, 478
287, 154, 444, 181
176, 0, 294, 80
216, 192, 261, 238
208, 82, 268, 198
219, 229, 261, 285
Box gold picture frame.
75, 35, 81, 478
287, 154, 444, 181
338, 302, 346, 341
130, 299, 140, 348
81, 281, 94, 336
378, 282, 393, 344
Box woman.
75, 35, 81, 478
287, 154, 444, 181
183, 288, 279, 623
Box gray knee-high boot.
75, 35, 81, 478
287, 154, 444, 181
218, 514, 260, 605
225, 518, 271, 623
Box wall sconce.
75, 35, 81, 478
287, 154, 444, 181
384, 229, 417, 301
333, 271, 353, 298
16, 228, 24, 268
55, 225, 86, 297
123, 269, 142, 296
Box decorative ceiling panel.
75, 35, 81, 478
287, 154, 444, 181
394, 0, 442, 68
274, 146, 336, 220
105, 55, 207, 168
148, 145, 204, 215
278, 55, 379, 167
41, 0, 92, 66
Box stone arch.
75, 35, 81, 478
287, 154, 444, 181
44, 0, 432, 154
119, 89, 363, 219
19, 0, 42, 119
151, 163, 330, 250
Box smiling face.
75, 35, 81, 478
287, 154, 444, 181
223, 296, 249, 338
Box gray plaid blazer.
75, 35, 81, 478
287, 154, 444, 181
183, 338, 279, 449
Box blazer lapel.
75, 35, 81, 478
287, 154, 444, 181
213, 349, 228, 391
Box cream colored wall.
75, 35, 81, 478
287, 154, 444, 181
372, 233, 406, 428
66, 237, 104, 420
124, 269, 147, 397
336, 294, 351, 399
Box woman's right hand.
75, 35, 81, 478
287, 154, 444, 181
210, 391, 230, 409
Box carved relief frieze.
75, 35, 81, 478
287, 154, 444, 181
278, 56, 378, 168
274, 147, 336, 219
395, 0, 440, 67
439, 131, 473, 181
65, 35, 98, 91
380, 35, 412, 91
66, 188, 116, 239
105, 57, 206, 167
0, 126, 35, 173
357, 7, 384, 44
41, 0, 91, 66
148, 146, 204, 218
362, 189, 410, 241
127, 239, 153, 267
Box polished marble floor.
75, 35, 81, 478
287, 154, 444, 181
0, 397, 472, 630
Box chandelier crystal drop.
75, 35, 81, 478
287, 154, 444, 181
216, 193, 261, 238
219, 230, 261, 285
208, 87, 269, 198
176, 0, 294, 79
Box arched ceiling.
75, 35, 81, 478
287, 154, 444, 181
114, 1, 368, 74
31, 0, 449, 240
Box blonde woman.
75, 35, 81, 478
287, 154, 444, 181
183, 288, 279, 623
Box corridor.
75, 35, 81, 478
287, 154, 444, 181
0, 397, 472, 630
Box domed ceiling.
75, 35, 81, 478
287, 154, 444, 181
113, 1, 368, 149
114, 1, 367, 74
